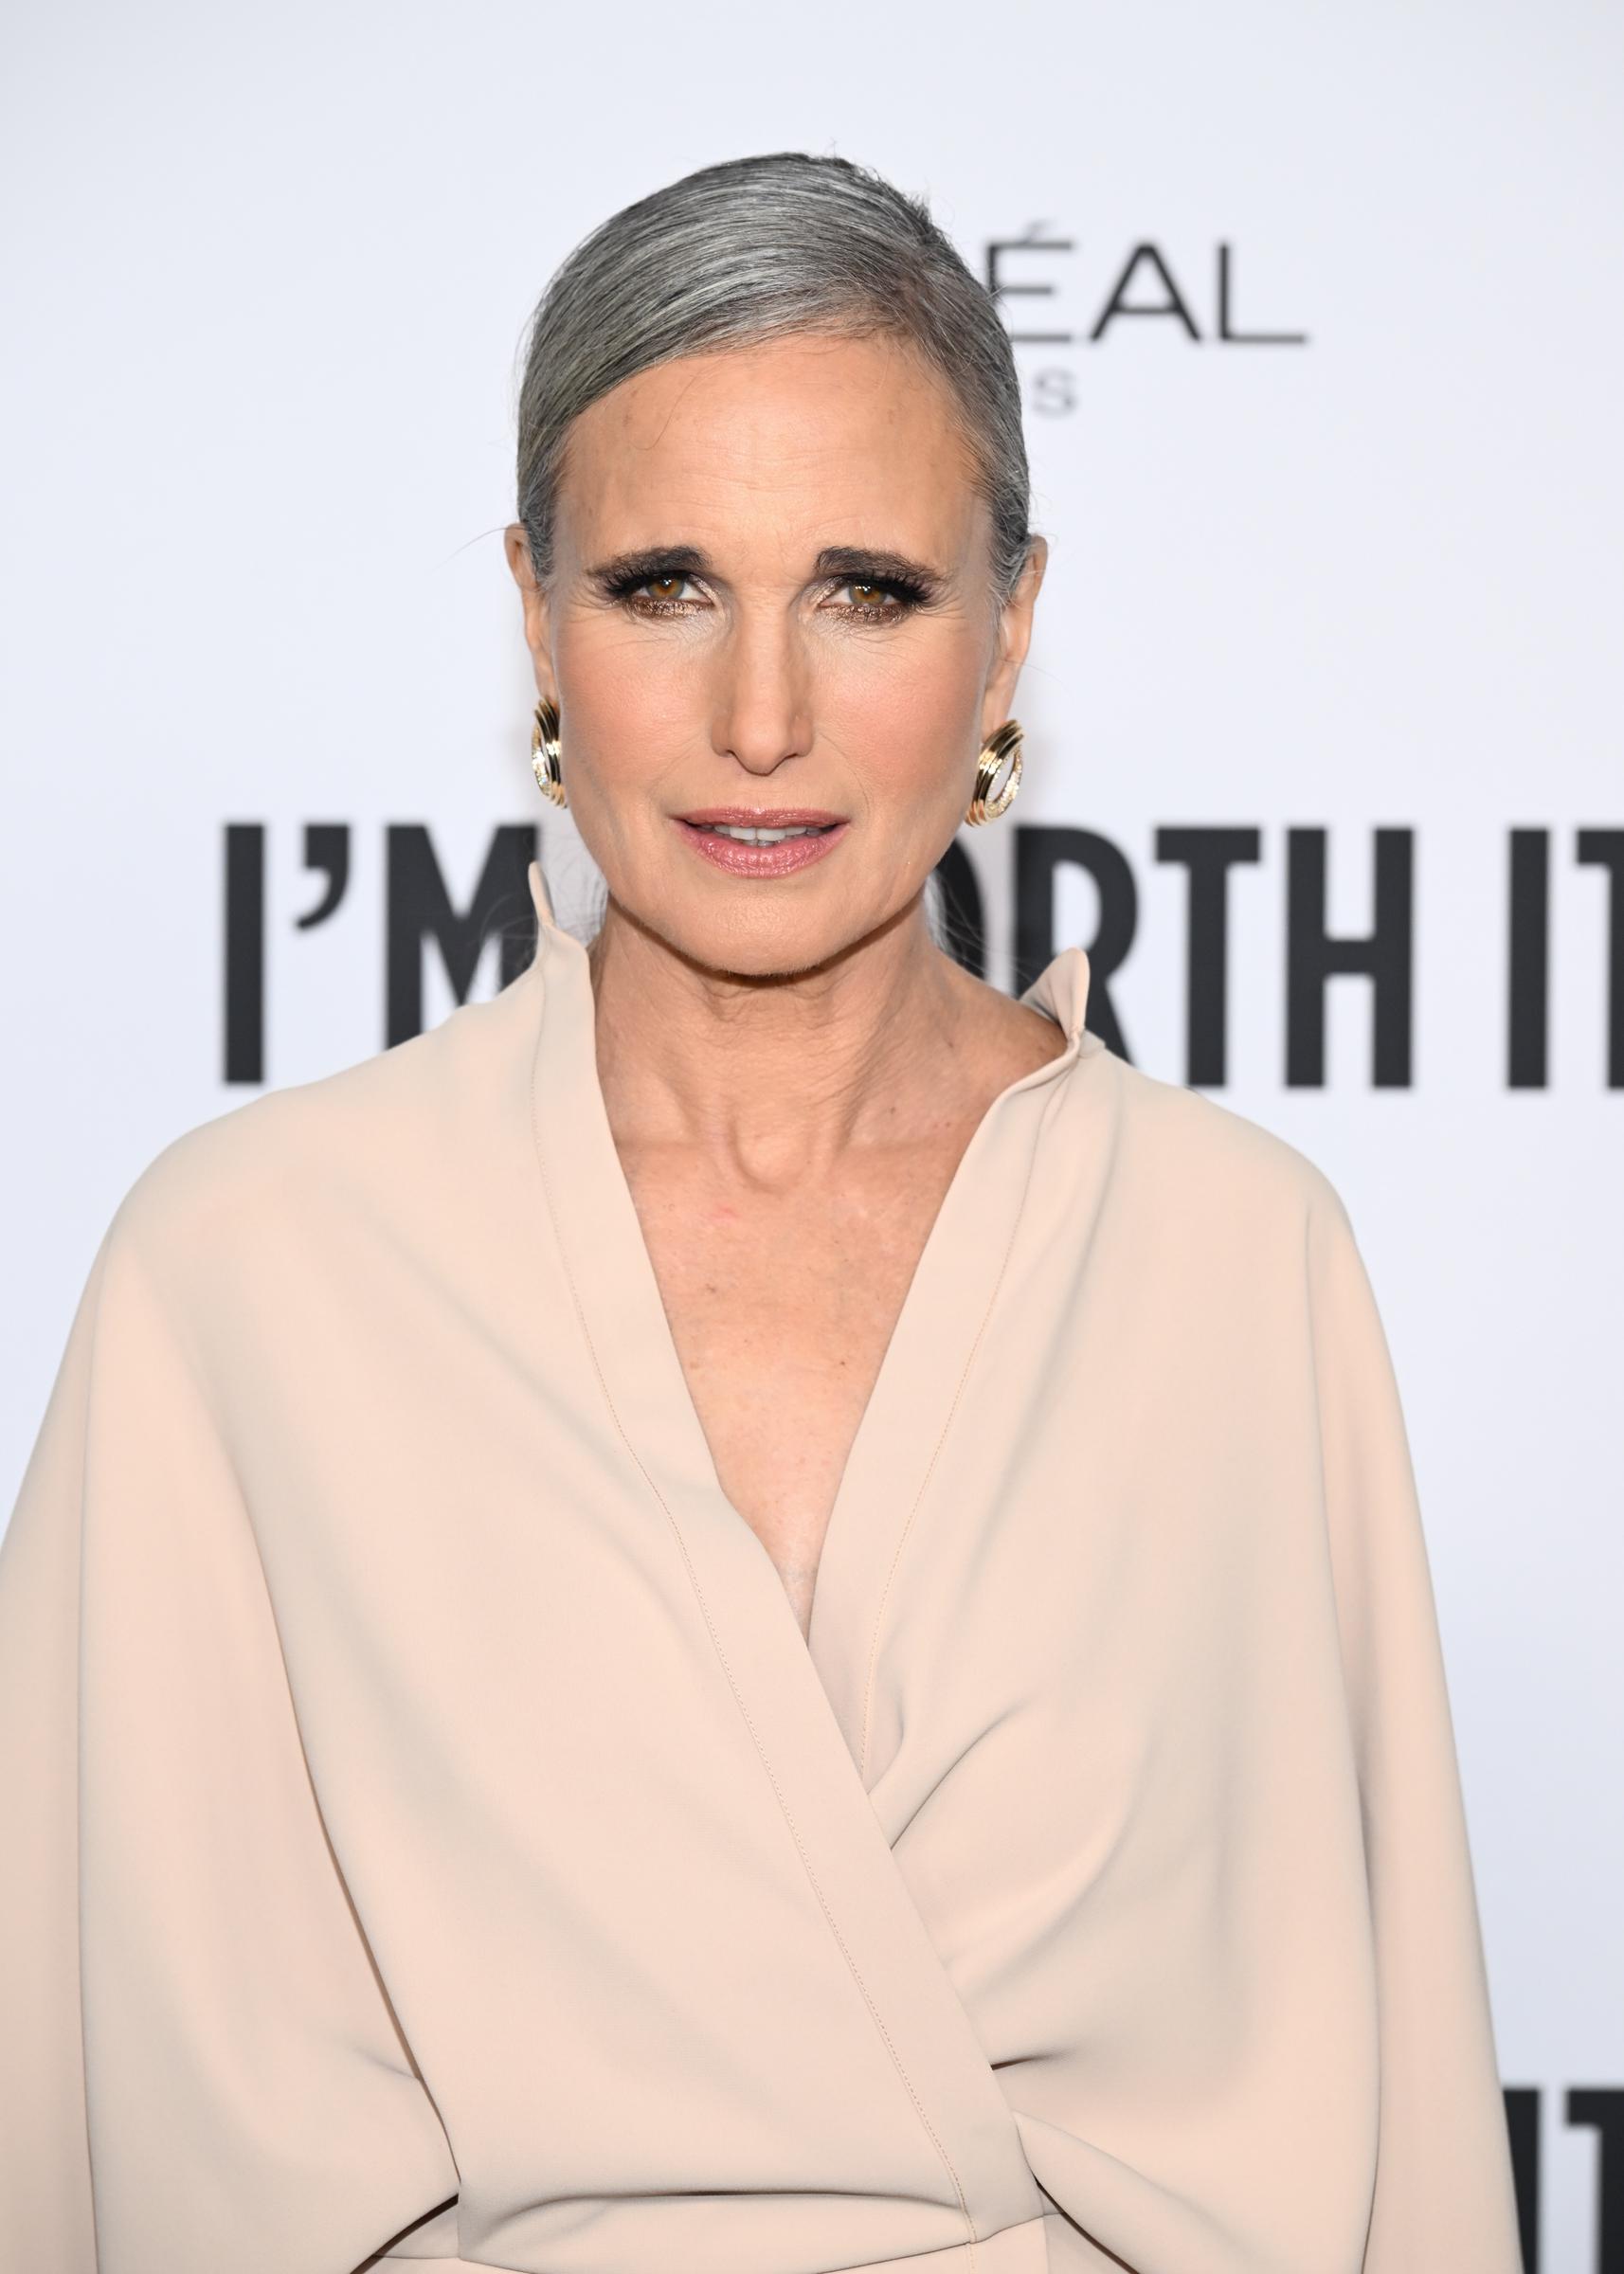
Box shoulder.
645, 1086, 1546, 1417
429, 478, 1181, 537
104, 963, 543, 1273
1074, 1035, 1355, 1252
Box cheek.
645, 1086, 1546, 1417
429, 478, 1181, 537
822, 634, 986, 807
554, 623, 691, 785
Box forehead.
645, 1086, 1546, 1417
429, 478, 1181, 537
554, 332, 987, 563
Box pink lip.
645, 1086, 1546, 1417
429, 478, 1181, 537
677, 806, 845, 826
671, 812, 849, 879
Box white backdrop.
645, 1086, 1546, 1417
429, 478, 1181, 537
3, 3, 1620, 2266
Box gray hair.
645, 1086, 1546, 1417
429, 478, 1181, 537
514, 151, 1036, 606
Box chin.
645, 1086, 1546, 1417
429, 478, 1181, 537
657, 899, 872, 985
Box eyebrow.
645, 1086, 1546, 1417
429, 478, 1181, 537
584, 543, 947, 591
815, 546, 946, 588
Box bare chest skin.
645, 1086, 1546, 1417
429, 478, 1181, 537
614, 1009, 1068, 1642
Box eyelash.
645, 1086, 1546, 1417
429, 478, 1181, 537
604, 568, 932, 623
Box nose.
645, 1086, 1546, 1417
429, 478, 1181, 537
709, 605, 815, 777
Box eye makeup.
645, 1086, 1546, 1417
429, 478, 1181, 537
585, 546, 944, 623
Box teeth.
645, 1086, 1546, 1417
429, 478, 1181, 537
709, 823, 822, 844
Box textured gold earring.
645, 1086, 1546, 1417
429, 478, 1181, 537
531, 697, 567, 808
965, 718, 1023, 825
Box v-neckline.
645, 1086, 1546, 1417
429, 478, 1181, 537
522, 859, 1091, 1781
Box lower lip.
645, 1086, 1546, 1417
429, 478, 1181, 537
673, 819, 849, 878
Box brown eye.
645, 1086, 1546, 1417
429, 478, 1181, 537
641, 574, 689, 604
833, 578, 905, 614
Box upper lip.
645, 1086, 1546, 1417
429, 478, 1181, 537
676, 807, 845, 827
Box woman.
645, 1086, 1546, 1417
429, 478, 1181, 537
0, 153, 1521, 2274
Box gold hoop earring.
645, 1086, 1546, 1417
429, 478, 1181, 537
965, 718, 1023, 825
531, 697, 567, 808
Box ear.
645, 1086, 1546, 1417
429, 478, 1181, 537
980, 535, 1049, 746
504, 524, 558, 703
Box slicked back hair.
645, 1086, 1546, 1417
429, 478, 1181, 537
514, 152, 1036, 609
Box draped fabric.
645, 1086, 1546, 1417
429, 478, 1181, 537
0, 857, 1521, 2272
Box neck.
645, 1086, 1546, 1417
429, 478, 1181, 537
583, 893, 983, 1182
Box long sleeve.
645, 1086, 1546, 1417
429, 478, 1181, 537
0, 1196, 459, 2272
1305, 1182, 1522, 2270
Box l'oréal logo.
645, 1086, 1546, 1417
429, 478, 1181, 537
984, 228, 1308, 347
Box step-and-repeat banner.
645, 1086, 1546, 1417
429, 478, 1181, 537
4, 3, 1619, 2266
